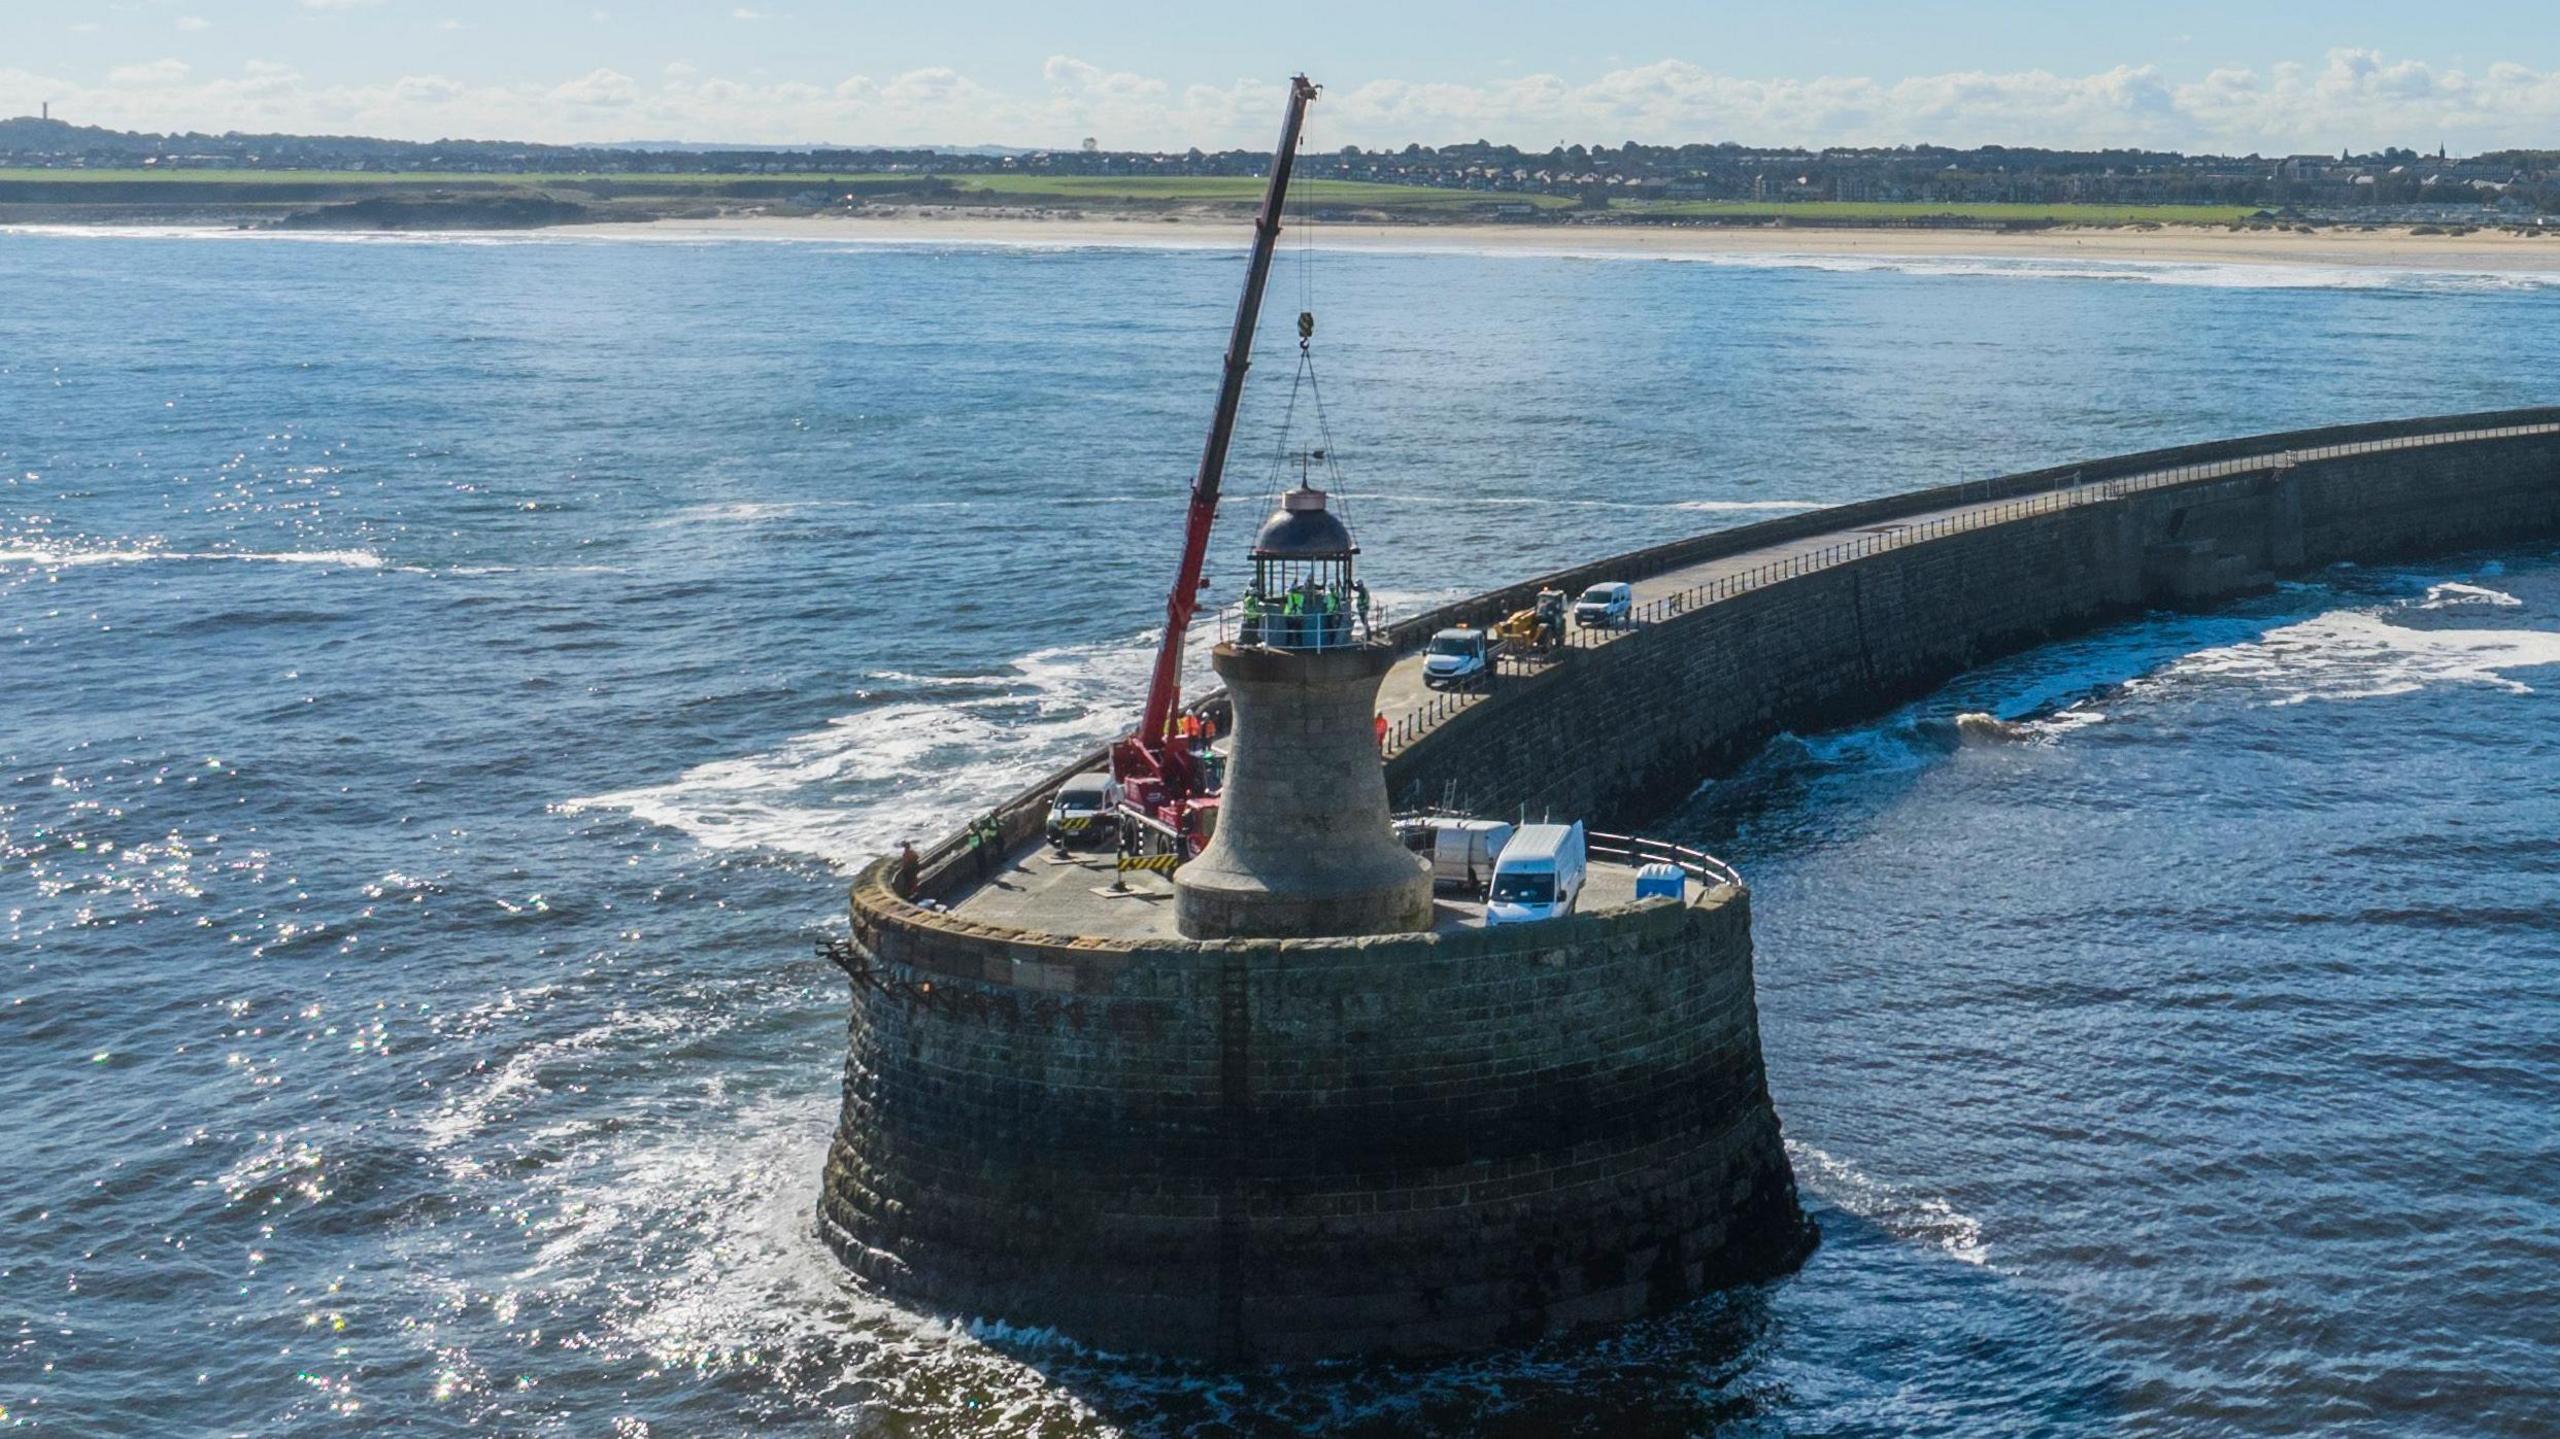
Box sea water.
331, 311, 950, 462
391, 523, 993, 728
3, 227, 2557, 1435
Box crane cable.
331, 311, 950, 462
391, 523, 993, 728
1256, 115, 1352, 528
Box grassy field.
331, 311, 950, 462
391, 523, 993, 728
934, 174, 1581, 210
1617, 199, 2262, 225
0, 167, 1576, 209
0, 170, 2257, 224
0, 168, 863, 186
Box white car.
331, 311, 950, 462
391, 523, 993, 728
1573, 582, 1633, 629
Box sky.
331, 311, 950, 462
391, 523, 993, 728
6, 1, 2560, 154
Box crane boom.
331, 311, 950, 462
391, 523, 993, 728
1114, 73, 1317, 839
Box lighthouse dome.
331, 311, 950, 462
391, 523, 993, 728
1251, 486, 1357, 558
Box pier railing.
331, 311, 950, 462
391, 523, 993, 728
1207, 597, 1392, 650
1381, 681, 1496, 754
1587, 832, 1744, 892
1379, 409, 2560, 657
1618, 421, 2560, 630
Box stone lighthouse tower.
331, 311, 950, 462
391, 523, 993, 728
1175, 483, 1433, 940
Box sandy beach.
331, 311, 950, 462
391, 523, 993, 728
579, 211, 2560, 274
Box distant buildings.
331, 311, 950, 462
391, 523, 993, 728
1, 114, 2553, 215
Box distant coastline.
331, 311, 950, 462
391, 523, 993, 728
22, 208, 2530, 276
7, 194, 2560, 274
593, 212, 2560, 272
5, 165, 2557, 268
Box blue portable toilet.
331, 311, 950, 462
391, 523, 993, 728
1635, 862, 1686, 902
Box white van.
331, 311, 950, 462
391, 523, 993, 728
1430, 818, 1515, 896
1573, 582, 1633, 629
1486, 822, 1586, 925
1422, 627, 1498, 690
1045, 772, 1122, 851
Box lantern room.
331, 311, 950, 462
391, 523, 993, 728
1241, 482, 1371, 651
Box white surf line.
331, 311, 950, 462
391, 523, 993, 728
17, 221, 2560, 289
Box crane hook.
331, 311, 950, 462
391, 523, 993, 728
1297, 310, 1314, 350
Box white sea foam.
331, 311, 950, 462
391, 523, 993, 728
2139, 607, 2560, 704
417, 1005, 689, 1173
2418, 581, 2524, 609
2023, 703, 2110, 736
569, 576, 1458, 877
654, 500, 836, 525
564, 633, 1195, 868
0, 542, 615, 578
0, 223, 577, 249
1787, 1141, 1990, 1267
428, 1010, 1110, 1421
568, 587, 1483, 867
0, 542, 386, 569
579, 1086, 1121, 1430
1423, 245, 2560, 293
1674, 498, 1830, 513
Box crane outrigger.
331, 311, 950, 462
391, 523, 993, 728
1111, 73, 1319, 857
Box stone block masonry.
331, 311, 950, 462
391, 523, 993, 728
822, 862, 1812, 1362
1386, 415, 2560, 827
823, 409, 2560, 1364
1176, 643, 1435, 939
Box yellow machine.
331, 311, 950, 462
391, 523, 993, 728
1493, 588, 1569, 653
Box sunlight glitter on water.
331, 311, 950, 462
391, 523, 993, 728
7, 229, 2559, 1436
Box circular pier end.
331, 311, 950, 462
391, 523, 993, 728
821, 860, 1815, 1365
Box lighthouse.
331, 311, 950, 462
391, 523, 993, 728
1173, 482, 1433, 940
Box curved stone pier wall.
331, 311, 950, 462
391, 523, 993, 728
825, 408, 2560, 1362
1387, 410, 2560, 826
822, 866, 1811, 1363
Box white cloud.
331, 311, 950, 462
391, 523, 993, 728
300, 0, 386, 10
1307, 50, 2560, 154
105, 59, 191, 89
731, 7, 765, 18
176, 16, 212, 32
391, 74, 466, 104
551, 68, 640, 108
6, 49, 2558, 152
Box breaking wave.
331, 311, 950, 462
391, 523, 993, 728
1789, 1142, 1990, 1267
2418, 581, 2525, 609
562, 636, 1176, 869
1706, 565, 2554, 800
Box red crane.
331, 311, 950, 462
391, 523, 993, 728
1112, 73, 1319, 854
